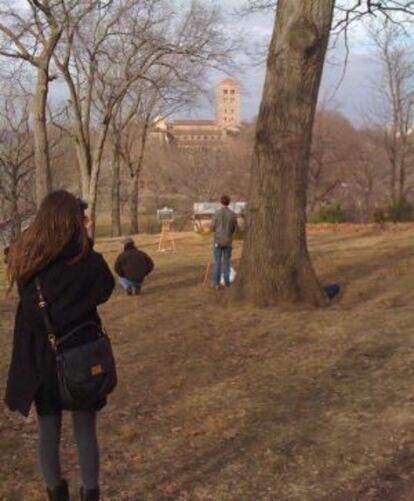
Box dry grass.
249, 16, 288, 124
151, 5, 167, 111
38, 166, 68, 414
1, 231, 414, 500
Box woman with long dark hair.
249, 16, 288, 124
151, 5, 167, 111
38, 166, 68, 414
5, 190, 115, 501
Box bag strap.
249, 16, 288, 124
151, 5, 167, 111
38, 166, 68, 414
35, 277, 57, 351
58, 321, 104, 347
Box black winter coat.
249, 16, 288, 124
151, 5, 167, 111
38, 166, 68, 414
5, 240, 115, 417
114, 246, 154, 283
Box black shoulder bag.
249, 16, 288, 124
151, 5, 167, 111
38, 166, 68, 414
35, 278, 117, 408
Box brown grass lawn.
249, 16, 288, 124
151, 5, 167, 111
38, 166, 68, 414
1, 230, 414, 500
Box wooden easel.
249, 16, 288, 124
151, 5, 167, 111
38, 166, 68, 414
157, 220, 176, 252
204, 258, 212, 285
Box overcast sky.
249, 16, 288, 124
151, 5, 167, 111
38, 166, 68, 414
42, 0, 408, 126
187, 1, 387, 126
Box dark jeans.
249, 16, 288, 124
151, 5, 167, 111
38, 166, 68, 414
213, 244, 232, 287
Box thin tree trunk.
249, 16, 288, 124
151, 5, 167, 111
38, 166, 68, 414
391, 155, 397, 204
128, 121, 150, 234
10, 183, 21, 240
399, 152, 406, 200
75, 142, 92, 199
88, 122, 111, 236
32, 67, 52, 206
234, 0, 334, 307
129, 173, 139, 234
111, 141, 122, 237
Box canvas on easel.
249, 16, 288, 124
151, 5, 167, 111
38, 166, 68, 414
156, 207, 176, 252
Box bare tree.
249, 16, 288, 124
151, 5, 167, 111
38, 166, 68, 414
244, 1, 414, 22
308, 111, 357, 213
348, 130, 387, 221
367, 24, 414, 205
234, 1, 334, 307
234, 0, 414, 307
120, 69, 216, 235
52, 0, 234, 233
0, 91, 35, 238
0, 0, 68, 205
108, 86, 157, 236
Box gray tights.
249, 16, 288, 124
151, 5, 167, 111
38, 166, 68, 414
37, 411, 99, 490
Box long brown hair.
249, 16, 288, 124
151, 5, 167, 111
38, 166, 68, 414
7, 190, 90, 287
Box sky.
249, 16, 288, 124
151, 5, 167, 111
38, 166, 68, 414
14, 0, 406, 126
186, 1, 388, 126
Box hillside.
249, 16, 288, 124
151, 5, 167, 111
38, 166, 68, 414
1, 230, 414, 500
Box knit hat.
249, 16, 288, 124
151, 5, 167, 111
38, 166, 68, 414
123, 236, 134, 246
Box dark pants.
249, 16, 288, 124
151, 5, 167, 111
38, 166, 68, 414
213, 244, 232, 287
37, 411, 99, 490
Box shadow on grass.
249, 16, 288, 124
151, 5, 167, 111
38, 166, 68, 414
318, 247, 414, 287
132, 326, 413, 500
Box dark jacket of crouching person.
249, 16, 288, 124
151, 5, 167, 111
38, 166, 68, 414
114, 237, 154, 295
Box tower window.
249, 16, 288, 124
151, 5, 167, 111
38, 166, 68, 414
230, 89, 235, 95
224, 89, 228, 95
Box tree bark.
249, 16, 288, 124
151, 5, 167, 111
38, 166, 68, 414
111, 141, 122, 237
234, 0, 334, 307
32, 66, 52, 206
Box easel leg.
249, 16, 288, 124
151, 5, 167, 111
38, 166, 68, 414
204, 260, 211, 285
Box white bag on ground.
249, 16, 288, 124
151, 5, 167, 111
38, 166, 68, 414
220, 267, 236, 285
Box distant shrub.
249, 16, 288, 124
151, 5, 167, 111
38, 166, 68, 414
373, 208, 386, 224
309, 203, 347, 224
373, 198, 413, 223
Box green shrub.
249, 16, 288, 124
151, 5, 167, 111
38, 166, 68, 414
309, 202, 347, 224
373, 198, 413, 223
373, 208, 387, 224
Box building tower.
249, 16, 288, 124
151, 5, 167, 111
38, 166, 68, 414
216, 78, 241, 129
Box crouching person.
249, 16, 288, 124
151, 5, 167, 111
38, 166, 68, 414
115, 237, 154, 295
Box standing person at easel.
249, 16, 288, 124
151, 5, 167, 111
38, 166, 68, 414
210, 195, 238, 289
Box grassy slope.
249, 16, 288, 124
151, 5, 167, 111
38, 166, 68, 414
1, 231, 414, 500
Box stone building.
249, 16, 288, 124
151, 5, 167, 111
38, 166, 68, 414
151, 78, 241, 149
216, 78, 241, 130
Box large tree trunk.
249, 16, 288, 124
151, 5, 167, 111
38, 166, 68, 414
234, 0, 334, 307
111, 142, 122, 237
32, 67, 52, 206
